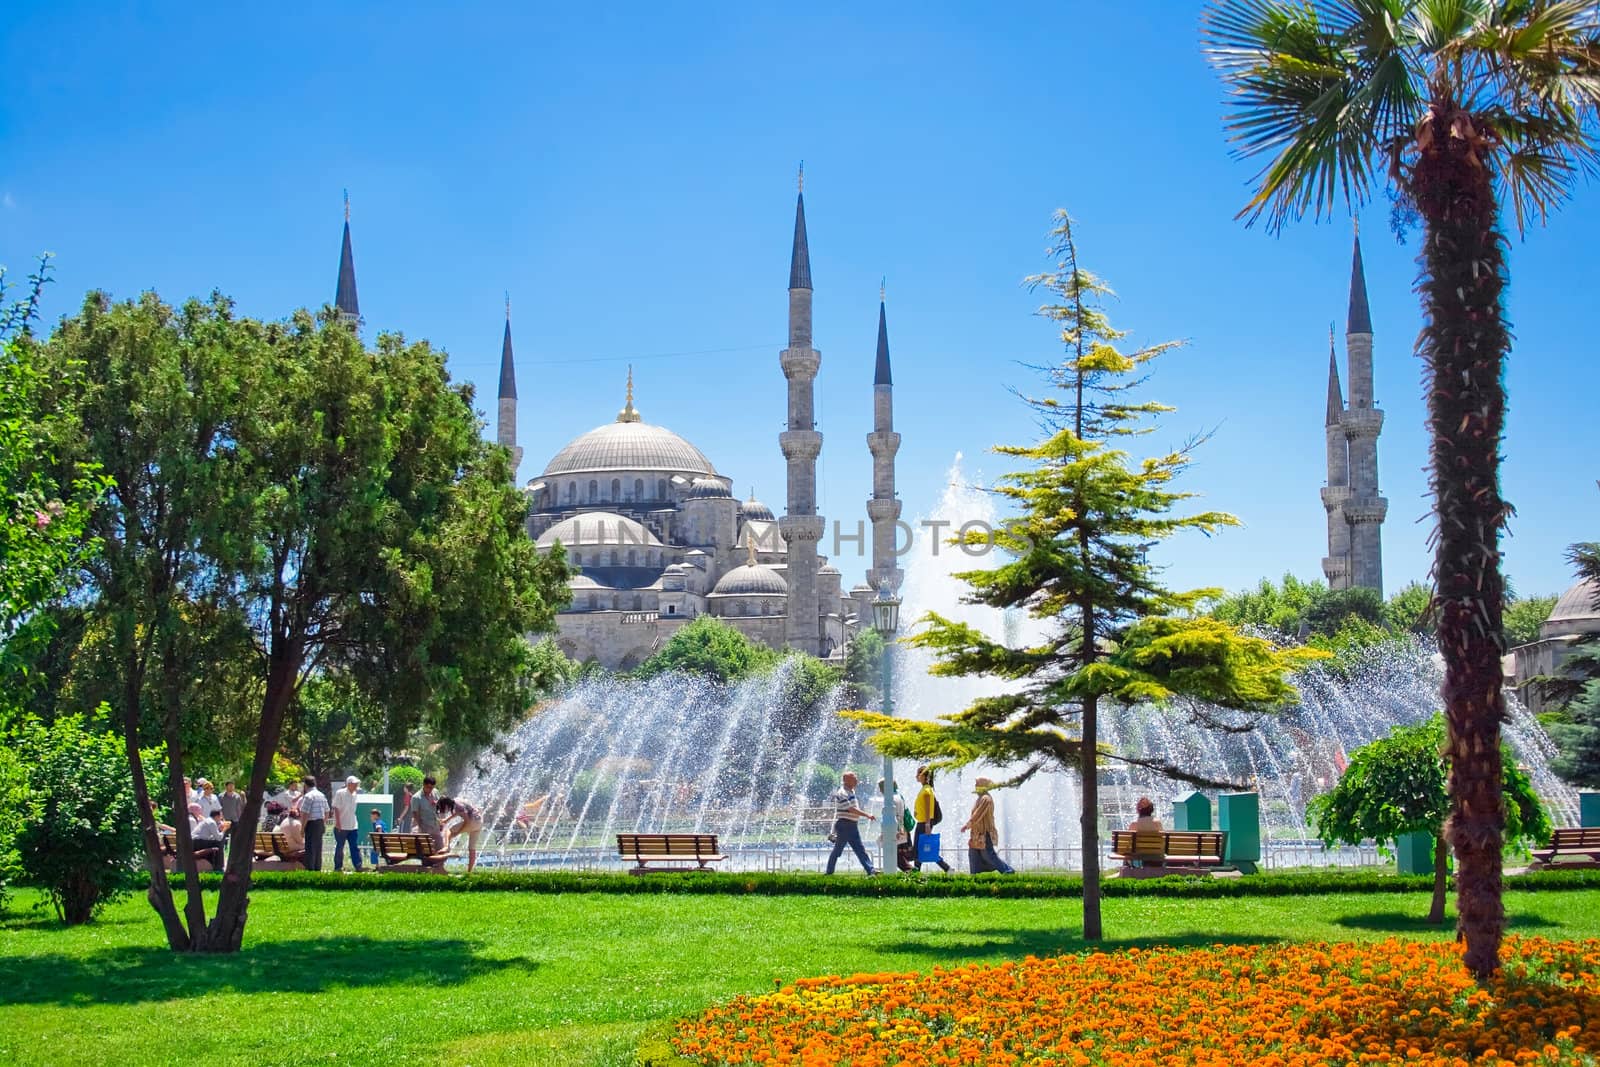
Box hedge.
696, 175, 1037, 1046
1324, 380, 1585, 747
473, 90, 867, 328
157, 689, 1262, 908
144, 865, 1600, 899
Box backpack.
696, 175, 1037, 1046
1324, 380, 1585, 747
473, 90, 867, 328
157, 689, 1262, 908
930, 796, 944, 827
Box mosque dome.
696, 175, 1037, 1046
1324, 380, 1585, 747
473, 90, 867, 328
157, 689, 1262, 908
535, 512, 662, 550
740, 494, 775, 522
686, 477, 733, 500
710, 563, 788, 599
543, 371, 716, 478
1541, 578, 1600, 640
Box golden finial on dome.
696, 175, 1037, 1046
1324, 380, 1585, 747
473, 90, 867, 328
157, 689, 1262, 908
343, 188, 350, 222
797, 161, 803, 193
505, 291, 511, 321
617, 364, 641, 423
880, 276, 886, 303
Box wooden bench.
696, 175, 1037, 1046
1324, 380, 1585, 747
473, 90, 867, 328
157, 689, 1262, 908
370, 831, 451, 873
251, 831, 305, 870
616, 832, 725, 874
1111, 830, 1228, 870
157, 830, 224, 872
1531, 827, 1600, 868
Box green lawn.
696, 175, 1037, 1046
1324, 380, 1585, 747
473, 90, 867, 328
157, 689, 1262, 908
4, 885, 1599, 1067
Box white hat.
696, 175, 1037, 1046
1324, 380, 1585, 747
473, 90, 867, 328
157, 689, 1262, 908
345, 775, 361, 786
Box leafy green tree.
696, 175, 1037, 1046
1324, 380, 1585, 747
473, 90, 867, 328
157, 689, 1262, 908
634, 616, 782, 683
1384, 581, 1437, 635
1208, 572, 1329, 634
1, 713, 165, 924
1504, 594, 1557, 648
36, 295, 569, 952
843, 628, 885, 708
1309, 714, 1549, 924
1203, 0, 1600, 979
849, 214, 1319, 940
0, 262, 105, 715
1303, 586, 1385, 637
1548, 542, 1600, 786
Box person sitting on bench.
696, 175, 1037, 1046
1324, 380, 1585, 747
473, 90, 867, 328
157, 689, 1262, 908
187, 802, 226, 869
436, 796, 485, 874
1128, 796, 1164, 833
275, 807, 306, 858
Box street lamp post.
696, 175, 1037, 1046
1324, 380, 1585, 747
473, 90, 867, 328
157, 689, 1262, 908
872, 583, 902, 876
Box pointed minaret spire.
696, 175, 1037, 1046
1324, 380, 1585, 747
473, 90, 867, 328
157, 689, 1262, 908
334, 190, 361, 328
874, 278, 892, 387
498, 293, 517, 400
789, 163, 812, 291
1325, 324, 1343, 426
495, 292, 521, 480
1347, 225, 1372, 336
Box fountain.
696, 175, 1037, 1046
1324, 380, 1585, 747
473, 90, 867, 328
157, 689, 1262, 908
455, 455, 1579, 871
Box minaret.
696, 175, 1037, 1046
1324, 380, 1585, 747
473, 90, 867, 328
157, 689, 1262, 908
1320, 325, 1353, 590
334, 190, 361, 331
779, 164, 824, 656
1341, 228, 1387, 593
867, 280, 903, 593
497, 293, 522, 479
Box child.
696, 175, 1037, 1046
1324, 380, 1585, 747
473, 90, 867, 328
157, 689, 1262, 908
367, 807, 387, 866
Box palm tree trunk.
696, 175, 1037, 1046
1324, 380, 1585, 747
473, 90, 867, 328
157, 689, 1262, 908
1412, 99, 1511, 980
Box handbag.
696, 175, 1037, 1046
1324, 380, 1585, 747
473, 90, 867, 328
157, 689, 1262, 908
916, 832, 942, 863
902, 807, 916, 834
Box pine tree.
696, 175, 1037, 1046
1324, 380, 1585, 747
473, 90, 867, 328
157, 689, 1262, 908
848, 214, 1319, 940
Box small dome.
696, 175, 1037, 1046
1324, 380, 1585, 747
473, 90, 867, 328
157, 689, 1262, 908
687, 477, 733, 500
740, 494, 775, 521
1542, 578, 1600, 640
710, 563, 788, 599
536, 512, 662, 550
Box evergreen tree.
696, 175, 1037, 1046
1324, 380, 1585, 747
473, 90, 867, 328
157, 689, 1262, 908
848, 214, 1318, 940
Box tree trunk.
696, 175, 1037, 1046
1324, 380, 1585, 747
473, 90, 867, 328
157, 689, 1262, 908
160, 630, 208, 945
1412, 98, 1510, 980
1427, 832, 1448, 925
197, 641, 301, 953
1080, 693, 1101, 941
118, 615, 190, 951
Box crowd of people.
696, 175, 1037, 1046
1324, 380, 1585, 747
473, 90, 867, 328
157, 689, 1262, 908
823, 765, 1018, 877
150, 773, 486, 874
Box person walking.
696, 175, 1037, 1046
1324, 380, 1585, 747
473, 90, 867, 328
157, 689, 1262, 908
331, 776, 364, 872
960, 777, 1014, 875
218, 780, 245, 825
412, 776, 443, 853
912, 765, 952, 873
296, 775, 330, 872
823, 771, 878, 876
877, 778, 914, 872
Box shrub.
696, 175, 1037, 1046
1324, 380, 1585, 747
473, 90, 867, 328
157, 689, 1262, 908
386, 765, 425, 796
3, 713, 161, 924
0, 746, 24, 912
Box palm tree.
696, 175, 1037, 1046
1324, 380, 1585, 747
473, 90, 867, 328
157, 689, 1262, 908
1202, 0, 1600, 979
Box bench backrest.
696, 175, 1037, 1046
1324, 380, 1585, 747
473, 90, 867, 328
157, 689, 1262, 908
1111, 830, 1227, 859
158, 830, 177, 855
254, 832, 295, 857
1551, 827, 1600, 848
371, 832, 439, 859
616, 833, 719, 858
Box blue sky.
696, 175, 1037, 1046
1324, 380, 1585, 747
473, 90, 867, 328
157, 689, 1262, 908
4, 3, 1596, 600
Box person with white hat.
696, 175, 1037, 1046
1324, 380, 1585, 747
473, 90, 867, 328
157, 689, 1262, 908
331, 775, 365, 872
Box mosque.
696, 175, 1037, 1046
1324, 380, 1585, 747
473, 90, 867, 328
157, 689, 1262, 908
330, 175, 901, 669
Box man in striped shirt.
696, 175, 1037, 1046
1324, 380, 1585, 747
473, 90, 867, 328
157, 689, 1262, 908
295, 776, 330, 872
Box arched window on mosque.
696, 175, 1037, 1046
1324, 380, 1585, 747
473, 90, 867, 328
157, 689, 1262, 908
609, 549, 619, 566
588, 480, 598, 503
759, 600, 769, 616
626, 549, 636, 567
565, 483, 576, 504
657, 479, 668, 500
587, 594, 597, 611
633, 594, 643, 611
611, 478, 622, 501
634, 478, 644, 501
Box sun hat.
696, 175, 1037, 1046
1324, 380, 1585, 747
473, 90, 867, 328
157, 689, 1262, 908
345, 775, 361, 786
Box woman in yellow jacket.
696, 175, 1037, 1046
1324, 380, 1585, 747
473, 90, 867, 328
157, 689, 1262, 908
912, 765, 952, 872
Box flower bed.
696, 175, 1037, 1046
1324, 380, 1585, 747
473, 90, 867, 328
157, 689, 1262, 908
673, 937, 1600, 1065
